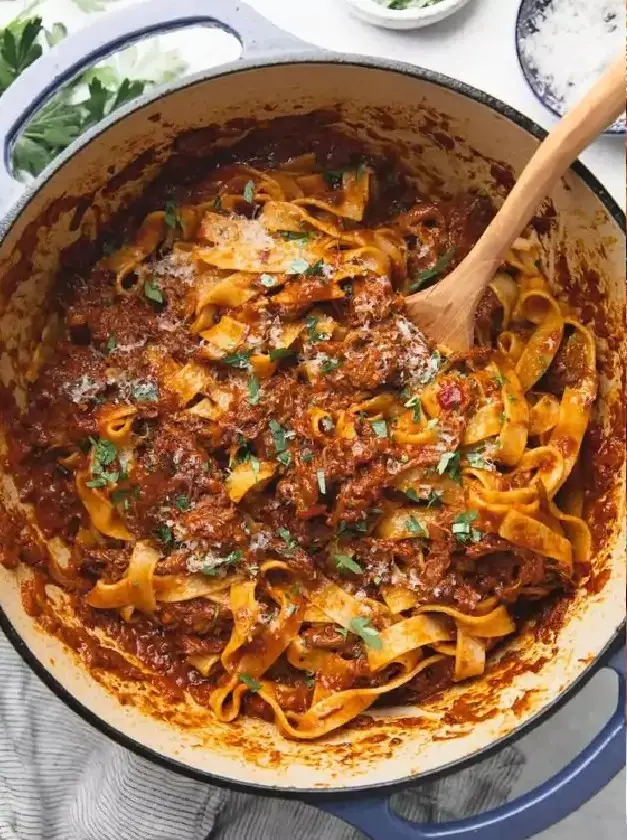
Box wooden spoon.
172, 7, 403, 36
405, 55, 625, 352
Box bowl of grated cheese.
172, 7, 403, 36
516, 0, 625, 134
344, 0, 475, 30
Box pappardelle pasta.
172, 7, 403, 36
6, 141, 597, 740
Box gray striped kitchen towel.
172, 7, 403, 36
0, 631, 524, 840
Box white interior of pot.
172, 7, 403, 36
0, 62, 624, 790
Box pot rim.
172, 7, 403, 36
0, 52, 624, 796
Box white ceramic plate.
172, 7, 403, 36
344, 0, 475, 30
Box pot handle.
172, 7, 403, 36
317, 646, 625, 840
0, 0, 312, 204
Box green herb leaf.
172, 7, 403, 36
91, 438, 117, 468
337, 625, 350, 640
404, 487, 421, 503
202, 550, 242, 576
247, 374, 261, 406
132, 381, 159, 402
164, 200, 182, 231
144, 280, 164, 304
404, 394, 422, 422
242, 180, 255, 203
334, 554, 363, 574
370, 419, 388, 438
278, 230, 310, 245
156, 523, 174, 545
269, 418, 289, 453
349, 617, 382, 650
239, 672, 261, 692
174, 494, 192, 512
406, 515, 427, 537
259, 273, 278, 288
323, 170, 344, 188
418, 350, 443, 385
427, 489, 444, 508
287, 258, 309, 275
302, 449, 314, 464
277, 451, 291, 467
320, 356, 342, 374
452, 510, 483, 543
437, 451, 462, 483
106, 334, 117, 353
305, 314, 330, 344
269, 347, 292, 362
408, 248, 455, 293
304, 259, 325, 276
316, 469, 326, 495
223, 350, 252, 369
277, 528, 298, 551
466, 449, 488, 469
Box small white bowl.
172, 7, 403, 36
344, 0, 475, 30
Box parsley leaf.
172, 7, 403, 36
278, 230, 310, 245
408, 248, 455, 293
259, 273, 278, 288
406, 515, 427, 537
144, 280, 164, 304
427, 489, 444, 508
269, 419, 288, 453
287, 258, 309, 275
404, 394, 422, 422
304, 259, 325, 276
239, 673, 261, 692
320, 356, 342, 374
105, 335, 117, 353
247, 374, 261, 406
316, 469, 326, 494
404, 487, 421, 503
305, 314, 330, 344
277, 451, 291, 467
349, 617, 382, 650
337, 625, 350, 640
269, 347, 292, 362
370, 419, 388, 438
156, 523, 174, 546
452, 510, 483, 543
223, 350, 252, 369
174, 494, 192, 512
277, 528, 298, 552
242, 180, 255, 203
437, 451, 462, 483
132, 380, 158, 402
334, 554, 363, 574
202, 550, 242, 576
466, 449, 489, 469
302, 449, 314, 464
164, 201, 182, 231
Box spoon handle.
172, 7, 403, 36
455, 55, 625, 293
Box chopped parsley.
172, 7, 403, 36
202, 550, 242, 576
404, 487, 421, 503
370, 419, 388, 438
111, 486, 139, 511
213, 195, 222, 211
406, 515, 427, 538
316, 469, 326, 494
304, 258, 325, 276
223, 350, 252, 369
320, 356, 342, 374
437, 451, 462, 483
242, 180, 255, 203
277, 451, 291, 467
278, 230, 310, 245
132, 381, 158, 402
106, 335, 117, 353
302, 449, 314, 464
427, 489, 444, 508
452, 510, 483, 543
247, 374, 261, 406
404, 394, 422, 422
408, 248, 455, 293
306, 675, 315, 689
164, 201, 182, 231
259, 273, 278, 288
155, 523, 174, 546
287, 257, 309, 275
418, 351, 443, 385
174, 494, 192, 512
349, 617, 382, 650
305, 314, 330, 344
87, 438, 119, 488
494, 370, 508, 386
269, 347, 292, 362
239, 673, 261, 692
466, 449, 489, 469
269, 419, 288, 453
277, 528, 298, 552
337, 625, 350, 640
323, 170, 344, 189
334, 554, 363, 574
144, 279, 164, 304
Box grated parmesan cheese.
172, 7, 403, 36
520, 0, 625, 115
